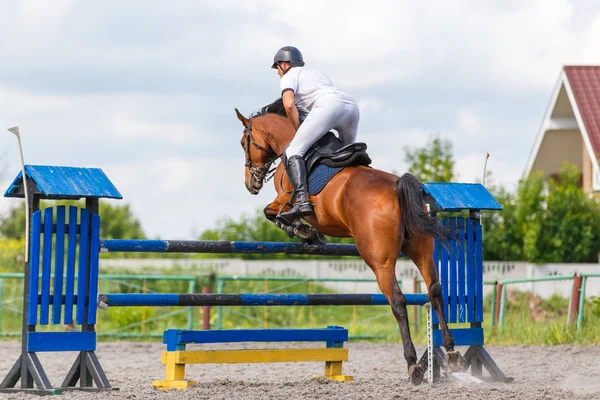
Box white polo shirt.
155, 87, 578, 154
280, 67, 356, 110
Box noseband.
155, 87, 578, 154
244, 119, 281, 184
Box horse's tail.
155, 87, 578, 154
396, 173, 449, 244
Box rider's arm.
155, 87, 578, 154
282, 90, 300, 131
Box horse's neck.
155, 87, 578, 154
262, 116, 295, 155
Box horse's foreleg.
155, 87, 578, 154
264, 203, 325, 245
405, 237, 464, 373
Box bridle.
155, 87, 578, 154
244, 118, 281, 184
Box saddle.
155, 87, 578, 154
284, 131, 372, 176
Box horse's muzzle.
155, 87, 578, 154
245, 177, 263, 195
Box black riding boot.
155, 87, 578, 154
280, 155, 313, 221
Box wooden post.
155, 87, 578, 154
494, 282, 503, 328
568, 275, 582, 328
202, 286, 211, 330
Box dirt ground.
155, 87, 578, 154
1, 341, 599, 399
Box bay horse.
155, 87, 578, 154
235, 99, 463, 384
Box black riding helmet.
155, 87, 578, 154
271, 46, 305, 69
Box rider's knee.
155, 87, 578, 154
429, 281, 442, 298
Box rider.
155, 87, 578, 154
272, 46, 360, 221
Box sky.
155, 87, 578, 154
1, 0, 599, 239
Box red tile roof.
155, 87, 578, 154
564, 66, 600, 155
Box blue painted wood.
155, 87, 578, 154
102, 293, 430, 307
39, 208, 53, 325
433, 327, 484, 347
76, 209, 89, 325
449, 217, 458, 323
422, 183, 502, 211
27, 331, 97, 352
87, 213, 101, 325
457, 218, 467, 323
432, 237, 440, 325
4, 165, 122, 200
440, 226, 449, 322
164, 327, 349, 351
28, 211, 42, 325
466, 218, 476, 323
52, 206, 66, 324
64, 207, 78, 325
475, 219, 484, 322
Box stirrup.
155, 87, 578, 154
279, 201, 313, 222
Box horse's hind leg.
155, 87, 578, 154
357, 237, 424, 385
403, 234, 464, 373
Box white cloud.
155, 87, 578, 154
1, 1, 599, 238
457, 109, 482, 137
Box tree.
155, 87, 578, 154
483, 163, 600, 263
198, 208, 354, 259
536, 164, 600, 263
404, 135, 455, 182
0, 200, 146, 240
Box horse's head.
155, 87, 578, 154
235, 108, 279, 195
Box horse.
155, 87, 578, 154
234, 99, 463, 384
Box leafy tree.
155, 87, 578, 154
0, 200, 146, 240
198, 208, 354, 259
536, 164, 600, 263
404, 135, 455, 182
483, 163, 600, 262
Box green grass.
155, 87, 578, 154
0, 274, 599, 345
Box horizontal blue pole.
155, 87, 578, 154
100, 239, 363, 256
165, 327, 349, 351
100, 293, 430, 307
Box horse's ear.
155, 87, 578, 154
235, 108, 249, 127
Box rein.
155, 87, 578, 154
244, 119, 282, 184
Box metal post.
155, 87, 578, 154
188, 279, 196, 330
490, 281, 497, 327
216, 279, 224, 329
426, 303, 433, 384
201, 286, 210, 330
576, 276, 587, 335
413, 277, 419, 333
498, 283, 507, 330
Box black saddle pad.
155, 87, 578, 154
307, 164, 344, 195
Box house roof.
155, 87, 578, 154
564, 66, 600, 155
4, 165, 122, 200
524, 66, 600, 189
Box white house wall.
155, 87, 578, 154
529, 129, 583, 179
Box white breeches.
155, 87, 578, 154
285, 101, 360, 158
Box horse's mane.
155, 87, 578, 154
250, 98, 309, 122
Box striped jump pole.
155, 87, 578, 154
99, 293, 430, 307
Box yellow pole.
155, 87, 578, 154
309, 281, 313, 328
264, 280, 268, 328
141, 279, 147, 334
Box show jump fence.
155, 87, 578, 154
0, 165, 509, 394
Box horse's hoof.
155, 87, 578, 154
293, 224, 312, 240
446, 350, 464, 372
312, 232, 326, 245
408, 364, 425, 385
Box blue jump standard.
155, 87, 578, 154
99, 293, 430, 307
